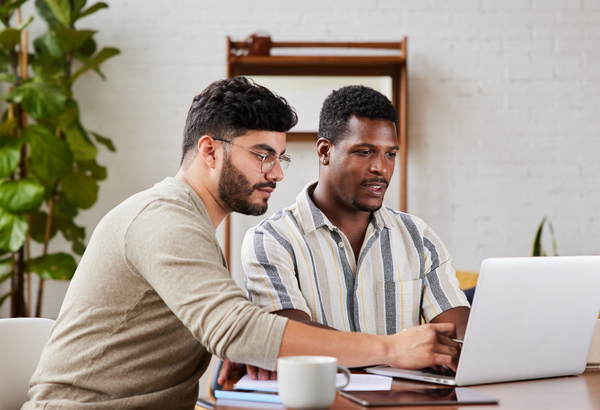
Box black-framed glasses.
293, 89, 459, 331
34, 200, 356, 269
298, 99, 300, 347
213, 137, 291, 173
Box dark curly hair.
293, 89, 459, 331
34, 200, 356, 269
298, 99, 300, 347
181, 76, 298, 167
318, 85, 398, 145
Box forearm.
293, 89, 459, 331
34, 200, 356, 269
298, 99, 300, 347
278, 320, 388, 368
219, 319, 462, 384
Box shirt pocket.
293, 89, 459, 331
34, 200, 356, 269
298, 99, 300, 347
375, 278, 423, 334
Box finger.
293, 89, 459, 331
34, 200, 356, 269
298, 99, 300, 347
270, 371, 278, 380
258, 367, 271, 380
437, 333, 461, 349
247, 365, 258, 380
428, 322, 457, 338
433, 338, 460, 358
218, 360, 233, 385
432, 353, 458, 371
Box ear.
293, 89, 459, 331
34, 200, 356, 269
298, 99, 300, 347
316, 138, 331, 166
197, 135, 220, 169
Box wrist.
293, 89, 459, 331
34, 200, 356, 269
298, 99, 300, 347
372, 334, 390, 366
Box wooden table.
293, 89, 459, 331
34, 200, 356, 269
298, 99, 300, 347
212, 368, 600, 410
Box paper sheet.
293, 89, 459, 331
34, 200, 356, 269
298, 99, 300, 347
233, 373, 392, 392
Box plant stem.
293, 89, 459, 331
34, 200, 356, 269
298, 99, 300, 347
11, 247, 26, 317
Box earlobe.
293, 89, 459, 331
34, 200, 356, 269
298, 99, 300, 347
316, 138, 331, 166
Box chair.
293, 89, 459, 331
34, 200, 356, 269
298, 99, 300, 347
0, 318, 55, 410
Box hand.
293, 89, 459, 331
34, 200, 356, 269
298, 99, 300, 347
245, 364, 277, 381
218, 359, 277, 385
386, 323, 461, 371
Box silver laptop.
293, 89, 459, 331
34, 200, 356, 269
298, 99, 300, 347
368, 256, 600, 386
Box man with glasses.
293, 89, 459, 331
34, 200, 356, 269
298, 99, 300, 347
24, 77, 461, 410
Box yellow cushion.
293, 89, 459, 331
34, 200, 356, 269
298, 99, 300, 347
455, 270, 479, 290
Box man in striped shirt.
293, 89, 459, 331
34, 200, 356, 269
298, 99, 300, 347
242, 85, 470, 347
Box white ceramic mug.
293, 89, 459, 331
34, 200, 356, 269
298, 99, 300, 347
277, 356, 351, 409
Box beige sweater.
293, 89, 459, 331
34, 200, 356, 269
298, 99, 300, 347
23, 178, 287, 410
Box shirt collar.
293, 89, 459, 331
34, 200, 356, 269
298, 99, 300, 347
295, 181, 391, 234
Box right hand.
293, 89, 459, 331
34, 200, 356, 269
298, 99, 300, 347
385, 323, 461, 371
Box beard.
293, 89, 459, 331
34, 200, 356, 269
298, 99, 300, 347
349, 177, 388, 213
350, 198, 383, 213
218, 154, 276, 216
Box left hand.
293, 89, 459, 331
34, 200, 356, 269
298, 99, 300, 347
218, 359, 277, 385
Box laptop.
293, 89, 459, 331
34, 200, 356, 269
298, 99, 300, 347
367, 256, 600, 386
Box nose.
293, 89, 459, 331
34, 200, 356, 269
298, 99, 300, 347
265, 158, 285, 182
369, 152, 389, 175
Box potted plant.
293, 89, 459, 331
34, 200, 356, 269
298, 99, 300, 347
0, 0, 119, 317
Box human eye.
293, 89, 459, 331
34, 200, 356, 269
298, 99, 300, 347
387, 151, 397, 158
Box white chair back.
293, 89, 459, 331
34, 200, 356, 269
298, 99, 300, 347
0, 318, 55, 410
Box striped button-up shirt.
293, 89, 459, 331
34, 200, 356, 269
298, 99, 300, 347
242, 182, 469, 335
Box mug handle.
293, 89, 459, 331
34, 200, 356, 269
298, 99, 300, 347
335, 365, 351, 391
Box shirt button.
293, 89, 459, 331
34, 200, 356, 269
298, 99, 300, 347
338, 242, 344, 248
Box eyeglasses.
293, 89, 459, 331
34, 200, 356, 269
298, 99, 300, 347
213, 137, 291, 173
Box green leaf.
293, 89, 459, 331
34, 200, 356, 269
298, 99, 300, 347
51, 24, 96, 54
65, 122, 98, 161
34, 31, 65, 59
77, 159, 106, 180
72, 239, 85, 255
0, 1, 29, 19
18, 16, 34, 31
58, 98, 79, 128
0, 178, 45, 213
76, 36, 96, 57
26, 252, 77, 280
42, 0, 73, 27
61, 171, 98, 209
0, 28, 22, 50
0, 255, 13, 276
31, 52, 66, 85
0, 73, 16, 83
0, 47, 11, 72
54, 215, 85, 242
77, 2, 108, 20
35, 0, 60, 25
0, 289, 15, 308
29, 210, 58, 243
532, 217, 546, 257
4, 82, 67, 119
54, 191, 77, 218
0, 270, 12, 285
24, 125, 73, 182
0, 117, 17, 135
0, 135, 24, 179
58, 101, 98, 161
70, 47, 119, 83
73, 0, 87, 17
0, 211, 27, 252
90, 131, 116, 152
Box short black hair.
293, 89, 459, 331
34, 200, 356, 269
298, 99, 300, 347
318, 85, 398, 145
181, 76, 298, 167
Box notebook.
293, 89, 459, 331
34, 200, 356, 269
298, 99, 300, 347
367, 256, 600, 386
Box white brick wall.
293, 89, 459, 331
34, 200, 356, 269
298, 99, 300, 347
1, 1, 599, 324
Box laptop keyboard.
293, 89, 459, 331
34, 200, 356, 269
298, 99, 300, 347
421, 367, 456, 378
